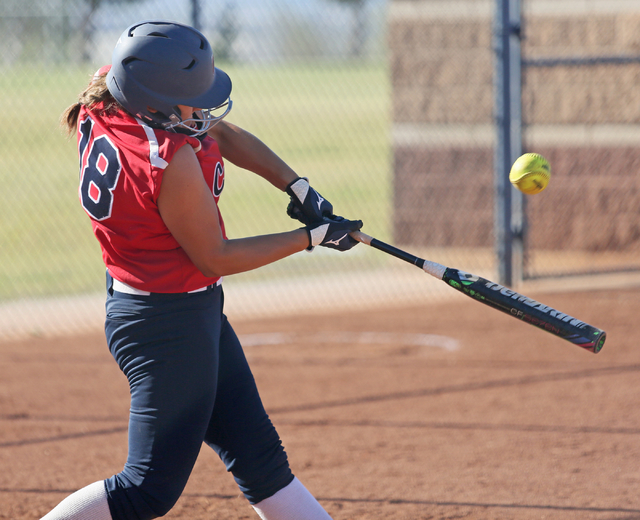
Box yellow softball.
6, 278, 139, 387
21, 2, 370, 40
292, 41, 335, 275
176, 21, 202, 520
509, 153, 551, 195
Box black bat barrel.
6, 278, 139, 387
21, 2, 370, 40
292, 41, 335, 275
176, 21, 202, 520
442, 268, 606, 353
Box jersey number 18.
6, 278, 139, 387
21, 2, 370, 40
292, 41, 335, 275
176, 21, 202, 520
78, 118, 122, 221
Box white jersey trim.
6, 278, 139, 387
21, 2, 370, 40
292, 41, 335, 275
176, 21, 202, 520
136, 118, 169, 169
111, 275, 222, 296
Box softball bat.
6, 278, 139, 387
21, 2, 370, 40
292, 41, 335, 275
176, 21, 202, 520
351, 231, 606, 353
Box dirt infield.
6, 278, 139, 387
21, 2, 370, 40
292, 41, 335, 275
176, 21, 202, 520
2, 285, 639, 520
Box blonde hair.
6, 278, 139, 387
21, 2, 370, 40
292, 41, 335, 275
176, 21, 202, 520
60, 73, 121, 135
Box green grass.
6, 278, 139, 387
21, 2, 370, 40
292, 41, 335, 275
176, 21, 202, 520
0, 62, 391, 300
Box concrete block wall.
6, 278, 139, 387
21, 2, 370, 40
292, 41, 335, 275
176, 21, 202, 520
390, 0, 640, 253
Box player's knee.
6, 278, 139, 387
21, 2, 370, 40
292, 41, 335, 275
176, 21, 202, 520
217, 415, 294, 503
104, 474, 183, 519
231, 452, 294, 504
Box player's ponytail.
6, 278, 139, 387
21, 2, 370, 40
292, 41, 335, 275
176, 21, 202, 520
60, 73, 120, 135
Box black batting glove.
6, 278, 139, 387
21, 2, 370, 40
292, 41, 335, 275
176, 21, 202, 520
286, 177, 333, 225
305, 216, 363, 252
286, 202, 309, 226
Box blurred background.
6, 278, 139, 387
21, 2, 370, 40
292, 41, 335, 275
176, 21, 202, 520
2, 0, 640, 339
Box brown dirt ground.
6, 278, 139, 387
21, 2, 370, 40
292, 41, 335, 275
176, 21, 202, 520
1, 286, 639, 520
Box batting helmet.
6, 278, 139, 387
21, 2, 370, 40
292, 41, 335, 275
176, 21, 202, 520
106, 20, 232, 135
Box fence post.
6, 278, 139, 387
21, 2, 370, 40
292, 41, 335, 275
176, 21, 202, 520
191, 0, 202, 31
493, 0, 523, 286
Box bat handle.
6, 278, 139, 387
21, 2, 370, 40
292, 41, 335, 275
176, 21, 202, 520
350, 230, 447, 279
350, 230, 372, 245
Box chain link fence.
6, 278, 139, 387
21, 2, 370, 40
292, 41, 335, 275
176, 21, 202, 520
2, 0, 639, 339
389, 0, 497, 280
521, 0, 640, 279
390, 0, 640, 286
1, 0, 404, 339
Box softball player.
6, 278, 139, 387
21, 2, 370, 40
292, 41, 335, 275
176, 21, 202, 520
43, 20, 362, 520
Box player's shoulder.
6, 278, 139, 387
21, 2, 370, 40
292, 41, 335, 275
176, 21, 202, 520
151, 128, 204, 159
152, 127, 195, 145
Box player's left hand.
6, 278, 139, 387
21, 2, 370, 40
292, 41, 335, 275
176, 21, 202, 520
286, 177, 333, 225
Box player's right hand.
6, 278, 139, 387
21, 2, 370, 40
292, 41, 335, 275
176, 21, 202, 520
286, 177, 333, 225
305, 216, 363, 251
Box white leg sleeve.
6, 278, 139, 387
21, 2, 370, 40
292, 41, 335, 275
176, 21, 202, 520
41, 480, 112, 520
252, 477, 333, 520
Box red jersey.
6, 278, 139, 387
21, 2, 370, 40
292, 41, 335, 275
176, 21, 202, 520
77, 103, 225, 293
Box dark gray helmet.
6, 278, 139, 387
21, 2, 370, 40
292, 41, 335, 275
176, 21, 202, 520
106, 20, 232, 135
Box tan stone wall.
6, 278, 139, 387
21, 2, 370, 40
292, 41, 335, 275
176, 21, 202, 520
527, 146, 640, 252
524, 63, 640, 125
390, 2, 495, 249
523, 12, 640, 124
390, 0, 640, 254
389, 15, 493, 124
393, 146, 493, 246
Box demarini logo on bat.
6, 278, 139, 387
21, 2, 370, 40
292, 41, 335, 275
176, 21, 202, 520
484, 281, 586, 328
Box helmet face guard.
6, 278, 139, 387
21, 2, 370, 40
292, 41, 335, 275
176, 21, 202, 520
107, 21, 232, 134
165, 101, 233, 136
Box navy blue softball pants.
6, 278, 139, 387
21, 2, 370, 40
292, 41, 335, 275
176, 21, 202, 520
103, 275, 293, 520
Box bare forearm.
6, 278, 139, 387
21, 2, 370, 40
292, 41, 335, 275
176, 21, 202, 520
209, 121, 298, 190
196, 228, 309, 277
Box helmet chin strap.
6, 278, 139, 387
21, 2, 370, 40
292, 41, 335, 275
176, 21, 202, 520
164, 100, 233, 137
